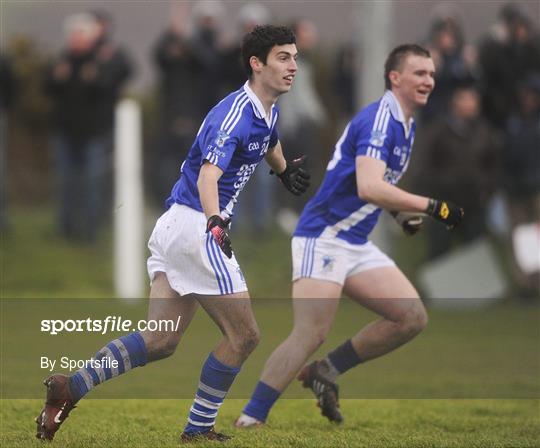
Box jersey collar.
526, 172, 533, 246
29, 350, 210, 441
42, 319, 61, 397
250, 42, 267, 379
244, 81, 275, 128
383, 90, 414, 138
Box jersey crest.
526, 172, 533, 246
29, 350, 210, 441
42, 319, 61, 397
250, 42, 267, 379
369, 130, 387, 147
214, 130, 230, 148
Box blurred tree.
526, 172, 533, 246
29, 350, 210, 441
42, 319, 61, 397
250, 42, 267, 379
9, 36, 52, 130
6, 36, 53, 205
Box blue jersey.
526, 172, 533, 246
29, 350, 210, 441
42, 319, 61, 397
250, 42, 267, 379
166, 81, 279, 218
295, 90, 416, 245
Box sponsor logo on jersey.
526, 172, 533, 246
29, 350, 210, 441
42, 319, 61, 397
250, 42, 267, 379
208, 145, 226, 158
215, 130, 230, 148
369, 130, 387, 147
234, 163, 257, 190
399, 146, 409, 166
248, 141, 260, 151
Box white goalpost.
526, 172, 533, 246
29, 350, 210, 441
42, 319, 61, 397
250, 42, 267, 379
114, 99, 144, 299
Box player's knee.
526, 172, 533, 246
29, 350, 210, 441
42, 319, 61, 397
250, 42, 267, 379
292, 324, 330, 351
244, 326, 261, 353
400, 307, 428, 337
161, 336, 180, 358
144, 331, 180, 359
230, 326, 260, 357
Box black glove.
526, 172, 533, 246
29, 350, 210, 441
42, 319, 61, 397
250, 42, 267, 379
271, 155, 310, 196
390, 211, 424, 236
206, 215, 232, 259
426, 199, 464, 229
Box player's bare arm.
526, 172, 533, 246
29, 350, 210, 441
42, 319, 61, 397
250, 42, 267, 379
197, 161, 223, 219
264, 140, 287, 174
356, 156, 464, 228
197, 161, 233, 259
356, 156, 429, 212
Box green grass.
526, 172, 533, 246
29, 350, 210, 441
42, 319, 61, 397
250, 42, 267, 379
1, 207, 114, 298
1, 299, 538, 400
1, 399, 539, 447
1, 207, 539, 446
1, 206, 293, 298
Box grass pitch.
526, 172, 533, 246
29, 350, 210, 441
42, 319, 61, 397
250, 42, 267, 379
2, 398, 539, 447
1, 207, 539, 446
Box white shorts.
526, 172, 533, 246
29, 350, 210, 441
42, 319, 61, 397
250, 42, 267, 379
147, 204, 247, 296
292, 236, 395, 285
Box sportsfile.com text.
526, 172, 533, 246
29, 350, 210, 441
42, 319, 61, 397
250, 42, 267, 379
40, 315, 181, 335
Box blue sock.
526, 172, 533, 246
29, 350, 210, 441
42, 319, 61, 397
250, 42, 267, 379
68, 332, 147, 402
242, 381, 281, 422
184, 353, 240, 434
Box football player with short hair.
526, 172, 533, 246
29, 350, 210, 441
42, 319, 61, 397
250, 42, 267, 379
36, 25, 309, 442
236, 44, 464, 427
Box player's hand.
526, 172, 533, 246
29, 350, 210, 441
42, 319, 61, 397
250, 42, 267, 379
206, 215, 233, 259
390, 211, 424, 236
272, 155, 310, 196
426, 199, 464, 229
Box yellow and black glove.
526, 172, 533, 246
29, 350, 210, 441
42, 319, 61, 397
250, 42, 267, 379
426, 199, 464, 229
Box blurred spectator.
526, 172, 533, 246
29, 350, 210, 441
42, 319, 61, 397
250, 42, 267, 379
188, 0, 224, 103
219, 3, 271, 94
478, 4, 540, 127
0, 53, 17, 231
151, 1, 223, 204
89, 9, 133, 142
502, 73, 540, 297
45, 13, 131, 242
279, 19, 327, 163
333, 41, 356, 122
413, 82, 501, 259
421, 16, 476, 123
503, 74, 540, 217
277, 18, 327, 218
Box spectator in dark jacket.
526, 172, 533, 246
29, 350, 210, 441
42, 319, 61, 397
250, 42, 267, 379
90, 9, 133, 139
502, 74, 540, 298
503, 74, 540, 214
478, 4, 540, 127
151, 2, 223, 204
413, 82, 501, 259
421, 16, 476, 123
45, 13, 131, 242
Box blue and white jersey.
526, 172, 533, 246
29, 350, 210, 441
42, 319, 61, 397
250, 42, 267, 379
166, 81, 279, 218
295, 90, 416, 245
